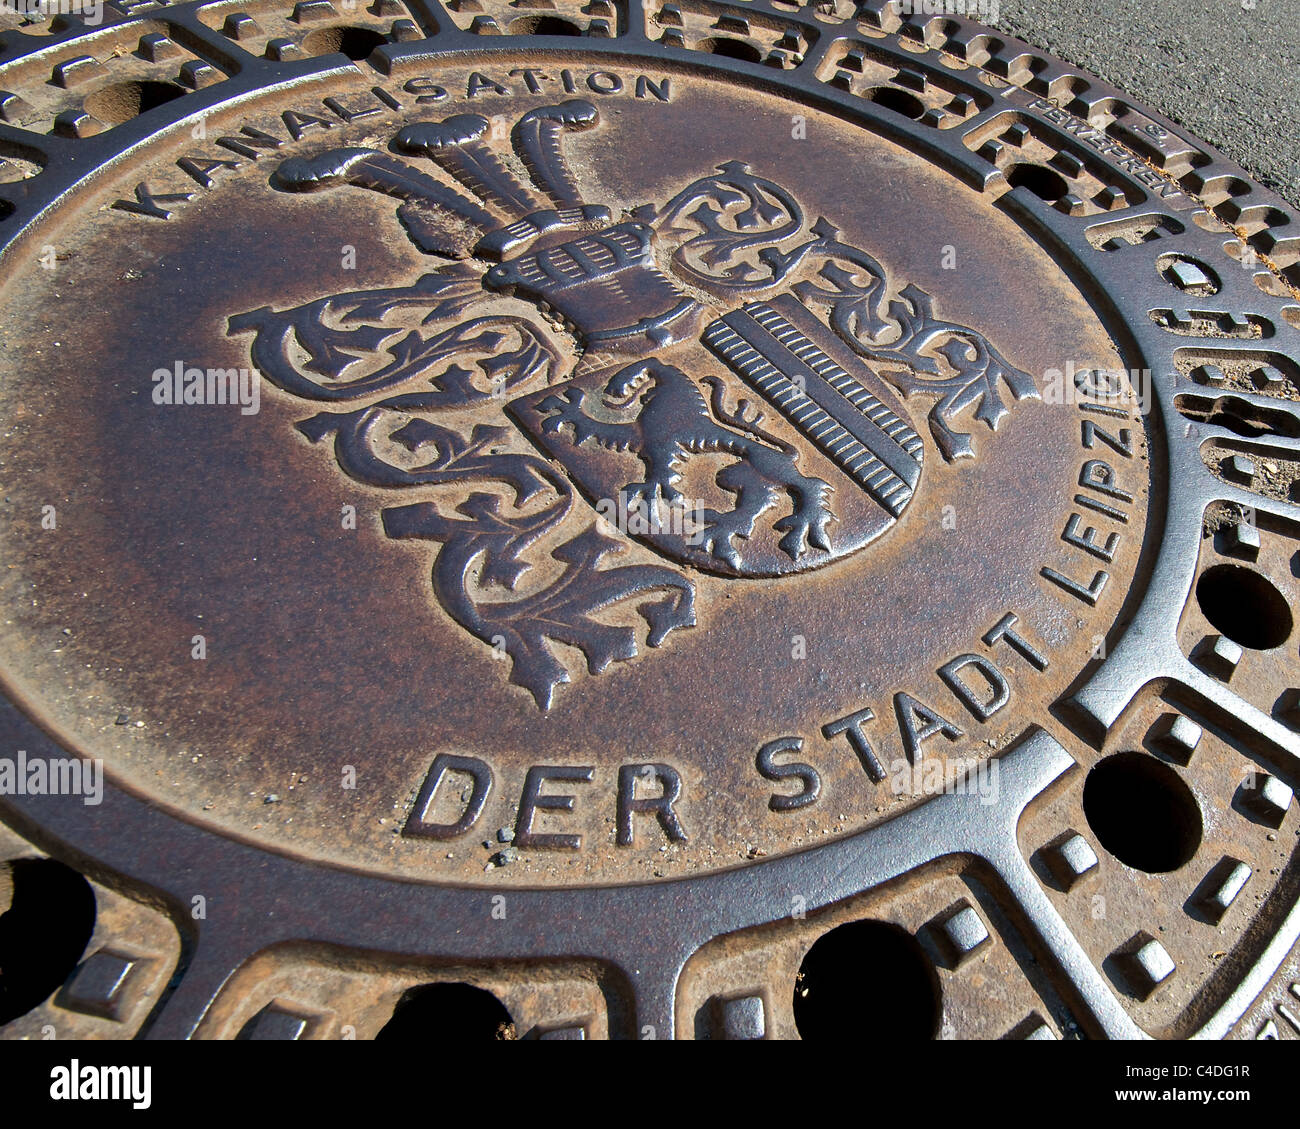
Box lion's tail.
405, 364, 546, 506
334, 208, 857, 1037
701, 375, 795, 456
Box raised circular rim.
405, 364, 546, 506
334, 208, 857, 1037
0, 1, 1297, 1040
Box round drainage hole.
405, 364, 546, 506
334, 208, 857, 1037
793, 919, 940, 1040
0, 858, 97, 1025
1083, 752, 1202, 872
375, 981, 516, 1041
1196, 563, 1292, 649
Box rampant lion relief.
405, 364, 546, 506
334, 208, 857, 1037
228, 101, 1038, 709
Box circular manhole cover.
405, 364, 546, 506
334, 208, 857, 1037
0, 1, 1297, 1041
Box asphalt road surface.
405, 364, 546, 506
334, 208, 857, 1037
989, 0, 1299, 207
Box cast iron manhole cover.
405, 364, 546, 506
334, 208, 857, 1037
0, 0, 1298, 1041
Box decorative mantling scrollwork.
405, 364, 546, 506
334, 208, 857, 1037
297, 392, 696, 709
229, 99, 1037, 707
653, 173, 1039, 459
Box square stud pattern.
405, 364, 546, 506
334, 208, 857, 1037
929, 903, 990, 966
240, 1002, 323, 1040
1252, 365, 1287, 392
1164, 258, 1214, 291
1148, 713, 1202, 764
1195, 635, 1243, 680
537, 1024, 587, 1040
1006, 1012, 1057, 1039
57, 949, 143, 1021
1277, 689, 1300, 729
1044, 831, 1099, 888
1222, 521, 1260, 560
1198, 858, 1251, 922
1115, 934, 1176, 1000
1240, 773, 1294, 827
1225, 454, 1256, 483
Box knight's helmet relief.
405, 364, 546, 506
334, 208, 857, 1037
229, 100, 1038, 708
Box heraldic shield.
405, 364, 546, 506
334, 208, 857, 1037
229, 100, 1037, 707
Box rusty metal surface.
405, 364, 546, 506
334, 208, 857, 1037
0, 0, 1295, 1041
